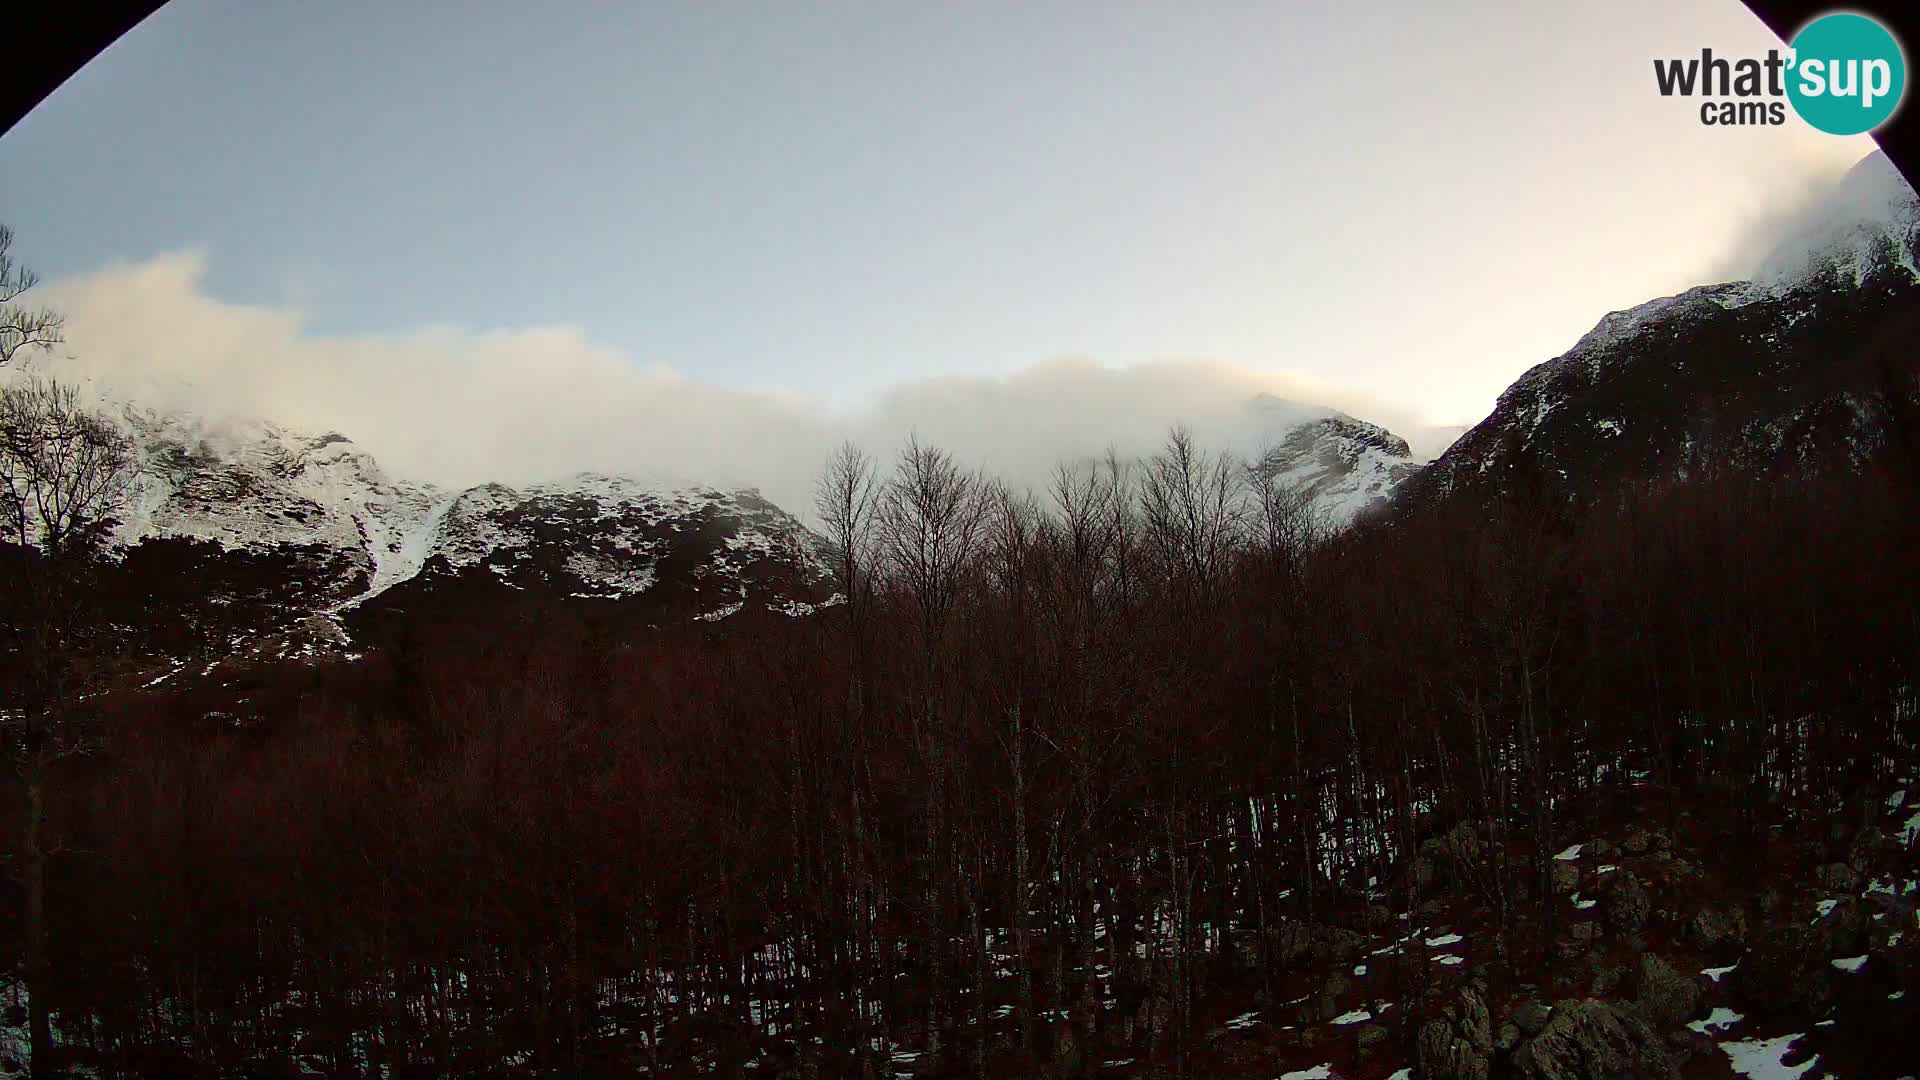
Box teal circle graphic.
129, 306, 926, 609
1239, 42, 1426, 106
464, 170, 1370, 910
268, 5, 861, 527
1787, 13, 1906, 136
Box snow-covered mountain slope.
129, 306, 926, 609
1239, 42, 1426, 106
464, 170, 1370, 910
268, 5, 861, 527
353, 471, 834, 626
1755, 148, 1920, 290
1396, 150, 1920, 513
51, 373, 1444, 669
74, 387, 1439, 674
64, 397, 836, 665
1246, 403, 1423, 528
113, 405, 442, 606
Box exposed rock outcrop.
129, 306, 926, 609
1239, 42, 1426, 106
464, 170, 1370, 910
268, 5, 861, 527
1510, 1000, 1677, 1080
1633, 954, 1700, 1029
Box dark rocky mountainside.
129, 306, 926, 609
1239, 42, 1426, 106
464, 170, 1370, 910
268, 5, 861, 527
73, 405, 838, 678
1395, 150, 1920, 515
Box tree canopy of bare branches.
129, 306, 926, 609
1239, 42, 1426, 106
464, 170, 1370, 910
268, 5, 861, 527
0, 225, 64, 369
0, 377, 134, 557
4, 419, 1919, 1078
0, 377, 134, 1079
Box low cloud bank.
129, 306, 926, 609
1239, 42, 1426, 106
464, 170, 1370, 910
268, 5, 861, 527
33, 252, 1457, 516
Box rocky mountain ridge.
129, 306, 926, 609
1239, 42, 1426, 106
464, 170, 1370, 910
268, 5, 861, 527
65, 401, 837, 671
14, 154, 1918, 675
40, 379, 1438, 669
1394, 150, 1920, 514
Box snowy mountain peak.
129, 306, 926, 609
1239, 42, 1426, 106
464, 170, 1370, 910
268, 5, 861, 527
1252, 410, 1420, 528
1497, 154, 1917, 447
1755, 149, 1920, 289
31, 389, 839, 665
1401, 153, 1920, 514
1561, 282, 1775, 367
114, 402, 435, 578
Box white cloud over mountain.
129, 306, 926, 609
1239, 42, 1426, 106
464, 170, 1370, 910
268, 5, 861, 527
34, 251, 1456, 517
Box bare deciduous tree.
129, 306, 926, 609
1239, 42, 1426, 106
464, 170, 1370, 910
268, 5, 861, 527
1247, 448, 1323, 580
873, 435, 989, 1072
0, 376, 135, 1077
1140, 426, 1244, 600
877, 435, 990, 656
1, 379, 134, 554
0, 226, 64, 369
815, 440, 879, 648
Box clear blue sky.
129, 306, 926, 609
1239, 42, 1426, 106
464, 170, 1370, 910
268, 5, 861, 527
0, 0, 1879, 424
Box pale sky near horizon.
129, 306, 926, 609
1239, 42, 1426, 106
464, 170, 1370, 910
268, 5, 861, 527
0, 0, 1885, 448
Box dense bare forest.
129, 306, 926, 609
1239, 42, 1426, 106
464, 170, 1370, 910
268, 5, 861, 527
5, 409, 1918, 1076
9, 1, 1920, 1072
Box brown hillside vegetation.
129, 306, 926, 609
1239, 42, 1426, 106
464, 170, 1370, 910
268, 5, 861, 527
3, 435, 1919, 1078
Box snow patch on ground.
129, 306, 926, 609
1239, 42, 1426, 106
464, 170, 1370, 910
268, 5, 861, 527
1688, 1007, 1744, 1034
1331, 1007, 1375, 1025
1721, 1033, 1817, 1080
1224, 1010, 1263, 1031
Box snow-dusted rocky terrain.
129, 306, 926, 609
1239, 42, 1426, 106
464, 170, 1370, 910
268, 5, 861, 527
1398, 150, 1920, 511
121, 405, 828, 607
13, 152, 1914, 670
113, 406, 442, 605
1248, 406, 1423, 527
46, 398, 838, 672
61, 378, 1437, 657
20, 374, 1456, 682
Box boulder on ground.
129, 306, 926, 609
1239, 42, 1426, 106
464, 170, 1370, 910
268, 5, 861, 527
1635, 954, 1701, 1028
1597, 870, 1651, 934
1510, 999, 1678, 1080
1255, 919, 1369, 969
1848, 826, 1884, 873
1421, 821, 1485, 887
1665, 1027, 1715, 1070
1733, 925, 1832, 1016
1683, 906, 1747, 950
1455, 987, 1493, 1053
1550, 861, 1580, 896
1589, 961, 1630, 997
1227, 928, 1262, 971
1419, 1019, 1490, 1080
1496, 1021, 1522, 1052
1416, 984, 1497, 1080
1817, 862, 1861, 892
1357, 1024, 1389, 1055
1512, 1001, 1552, 1036
1409, 854, 1438, 891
